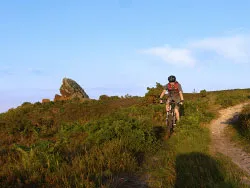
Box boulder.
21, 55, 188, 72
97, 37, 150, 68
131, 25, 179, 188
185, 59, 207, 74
54, 94, 71, 102
42, 99, 50, 103
54, 78, 89, 102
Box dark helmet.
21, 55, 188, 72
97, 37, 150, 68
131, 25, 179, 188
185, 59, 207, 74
168, 75, 176, 82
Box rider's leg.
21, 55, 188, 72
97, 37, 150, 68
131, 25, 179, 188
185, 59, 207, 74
166, 103, 170, 112
175, 108, 180, 121
166, 99, 170, 113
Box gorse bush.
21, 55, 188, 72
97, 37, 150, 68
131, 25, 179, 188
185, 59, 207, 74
0, 97, 142, 137
0, 97, 160, 187
200, 89, 207, 97
233, 104, 250, 141
99, 95, 120, 100
239, 105, 250, 134
145, 82, 164, 103
84, 111, 157, 153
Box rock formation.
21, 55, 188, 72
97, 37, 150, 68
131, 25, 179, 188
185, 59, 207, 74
42, 99, 50, 103
54, 78, 89, 102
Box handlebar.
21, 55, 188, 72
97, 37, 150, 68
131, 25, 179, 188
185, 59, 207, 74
160, 99, 183, 105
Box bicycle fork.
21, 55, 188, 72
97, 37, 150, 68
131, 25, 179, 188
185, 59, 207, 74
172, 112, 176, 126
166, 111, 169, 120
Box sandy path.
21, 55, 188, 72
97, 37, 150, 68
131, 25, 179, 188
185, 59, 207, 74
210, 103, 250, 177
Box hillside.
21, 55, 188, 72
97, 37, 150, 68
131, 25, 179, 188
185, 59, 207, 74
0, 86, 250, 187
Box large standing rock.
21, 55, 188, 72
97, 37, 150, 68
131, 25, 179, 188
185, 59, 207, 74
54, 78, 89, 102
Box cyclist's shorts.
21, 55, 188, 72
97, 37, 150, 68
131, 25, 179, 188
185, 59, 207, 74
166, 98, 180, 110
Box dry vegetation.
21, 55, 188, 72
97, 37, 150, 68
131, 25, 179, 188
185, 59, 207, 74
0, 84, 250, 187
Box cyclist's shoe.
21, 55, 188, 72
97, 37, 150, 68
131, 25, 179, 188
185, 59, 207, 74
172, 132, 177, 136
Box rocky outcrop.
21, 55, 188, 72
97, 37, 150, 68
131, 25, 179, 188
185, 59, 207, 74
42, 99, 50, 103
54, 94, 66, 102
54, 78, 89, 102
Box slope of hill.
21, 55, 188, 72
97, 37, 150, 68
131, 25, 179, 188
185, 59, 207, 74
0, 86, 250, 187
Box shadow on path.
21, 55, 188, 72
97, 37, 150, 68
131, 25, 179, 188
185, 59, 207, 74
175, 152, 232, 188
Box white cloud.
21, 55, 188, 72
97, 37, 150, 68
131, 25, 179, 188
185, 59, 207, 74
141, 34, 250, 66
28, 68, 45, 75
140, 45, 196, 67
190, 35, 250, 63
0, 67, 46, 76
0, 66, 13, 76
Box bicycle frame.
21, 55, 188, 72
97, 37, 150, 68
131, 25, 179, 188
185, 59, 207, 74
166, 100, 177, 138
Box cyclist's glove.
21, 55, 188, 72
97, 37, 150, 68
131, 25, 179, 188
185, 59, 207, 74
179, 100, 184, 105
160, 98, 163, 104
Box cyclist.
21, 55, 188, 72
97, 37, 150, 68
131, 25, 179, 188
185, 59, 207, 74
159, 75, 184, 123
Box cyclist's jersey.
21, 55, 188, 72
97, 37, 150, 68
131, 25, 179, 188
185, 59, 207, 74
163, 82, 183, 102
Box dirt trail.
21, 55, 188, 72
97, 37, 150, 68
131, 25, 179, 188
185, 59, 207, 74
210, 103, 250, 177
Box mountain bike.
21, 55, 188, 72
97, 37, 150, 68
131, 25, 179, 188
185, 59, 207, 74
161, 99, 180, 139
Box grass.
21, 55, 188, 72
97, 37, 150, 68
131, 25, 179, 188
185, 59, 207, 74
0, 87, 250, 187
140, 88, 250, 187
140, 99, 236, 187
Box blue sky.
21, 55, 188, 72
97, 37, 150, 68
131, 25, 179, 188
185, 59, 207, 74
1, 0, 250, 112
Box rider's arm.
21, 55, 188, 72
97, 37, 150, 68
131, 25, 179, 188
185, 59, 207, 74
160, 89, 167, 99
178, 84, 184, 102
179, 91, 184, 101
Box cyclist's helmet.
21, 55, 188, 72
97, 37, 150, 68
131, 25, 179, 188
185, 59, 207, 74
168, 75, 176, 82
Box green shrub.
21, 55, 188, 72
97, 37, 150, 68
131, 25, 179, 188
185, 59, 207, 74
21, 102, 32, 106
83, 110, 157, 153
200, 89, 207, 97
233, 104, 250, 140
145, 82, 164, 104
99, 95, 120, 101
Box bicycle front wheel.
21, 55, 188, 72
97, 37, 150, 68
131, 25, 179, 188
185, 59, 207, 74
166, 114, 173, 138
